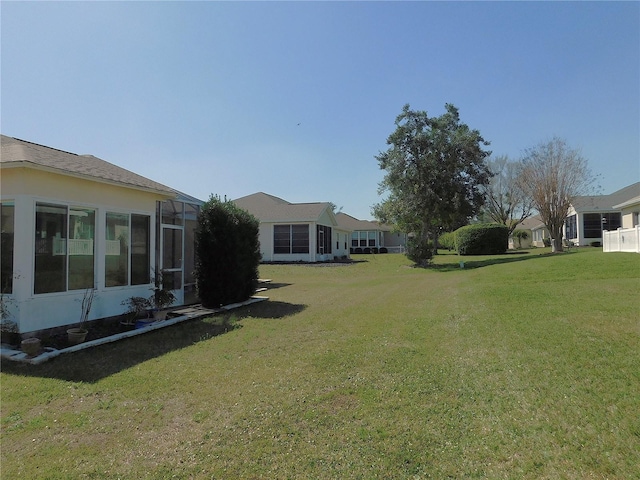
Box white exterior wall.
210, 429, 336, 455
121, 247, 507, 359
621, 203, 640, 229
383, 231, 407, 250
333, 228, 351, 258
531, 227, 549, 247
261, 222, 317, 262
2, 168, 170, 333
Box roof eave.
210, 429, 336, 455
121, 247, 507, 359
1, 161, 176, 198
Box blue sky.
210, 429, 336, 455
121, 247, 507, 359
2, 1, 638, 220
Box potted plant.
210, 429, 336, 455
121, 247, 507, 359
67, 288, 95, 345
148, 270, 176, 321
120, 296, 152, 328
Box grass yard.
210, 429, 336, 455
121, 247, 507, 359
1, 248, 639, 479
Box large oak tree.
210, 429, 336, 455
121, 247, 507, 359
373, 104, 492, 264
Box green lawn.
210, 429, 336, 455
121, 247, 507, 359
2, 248, 639, 479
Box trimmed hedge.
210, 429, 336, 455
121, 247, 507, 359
455, 223, 509, 255
195, 196, 261, 308
438, 231, 457, 251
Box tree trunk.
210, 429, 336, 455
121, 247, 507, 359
551, 227, 564, 253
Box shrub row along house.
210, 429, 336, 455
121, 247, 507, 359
1, 136, 401, 336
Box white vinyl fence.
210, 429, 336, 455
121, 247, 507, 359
603, 226, 640, 253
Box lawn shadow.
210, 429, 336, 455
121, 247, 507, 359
236, 300, 306, 319
263, 282, 292, 290
0, 300, 306, 383
431, 251, 565, 272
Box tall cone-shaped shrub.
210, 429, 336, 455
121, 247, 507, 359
195, 196, 261, 308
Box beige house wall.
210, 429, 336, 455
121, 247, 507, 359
1, 167, 173, 333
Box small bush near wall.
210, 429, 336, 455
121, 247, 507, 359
456, 223, 509, 255
195, 196, 261, 308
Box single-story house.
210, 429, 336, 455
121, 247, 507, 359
564, 182, 640, 246
335, 212, 408, 253
614, 195, 640, 229
511, 215, 549, 248
233, 192, 350, 262
0, 135, 202, 335
603, 195, 640, 253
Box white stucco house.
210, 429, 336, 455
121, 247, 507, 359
0, 135, 202, 335
233, 192, 350, 262
564, 182, 640, 247
603, 195, 640, 253
614, 195, 640, 229
335, 212, 408, 253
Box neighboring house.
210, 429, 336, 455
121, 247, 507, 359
233, 192, 350, 262
614, 195, 640, 229
603, 195, 640, 253
564, 182, 640, 246
0, 135, 202, 335
511, 215, 549, 248
335, 212, 408, 253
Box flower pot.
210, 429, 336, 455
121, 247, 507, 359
120, 320, 136, 330
152, 309, 168, 321
67, 327, 88, 345
21, 337, 41, 356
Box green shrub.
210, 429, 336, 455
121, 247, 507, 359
438, 231, 457, 251
406, 236, 434, 266
195, 196, 261, 308
456, 223, 508, 255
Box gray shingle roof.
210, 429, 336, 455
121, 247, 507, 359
233, 192, 333, 223
572, 182, 640, 211
335, 212, 392, 232
1, 135, 175, 195
514, 214, 546, 231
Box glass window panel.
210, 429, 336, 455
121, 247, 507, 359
35, 203, 67, 294
162, 270, 182, 291
163, 228, 183, 269
131, 215, 150, 285
320, 225, 332, 254
162, 200, 183, 226
602, 212, 621, 231
565, 215, 577, 240
68, 208, 95, 290
184, 204, 200, 289
292, 224, 309, 254
1, 203, 15, 294
274, 225, 291, 254
105, 213, 129, 287
317, 226, 325, 254
583, 213, 602, 239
